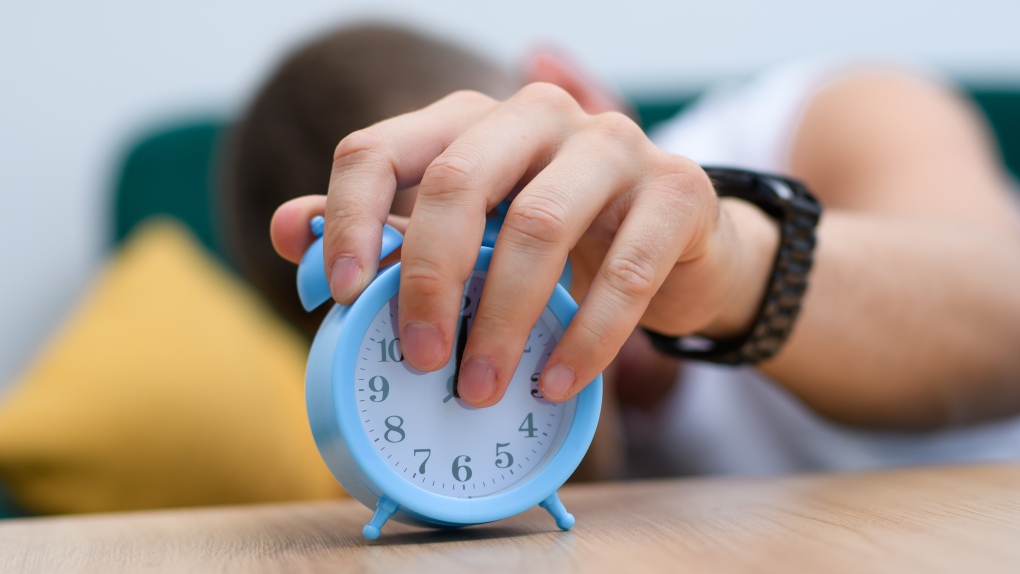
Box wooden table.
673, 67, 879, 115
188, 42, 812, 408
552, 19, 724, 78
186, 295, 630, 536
2, 464, 1019, 573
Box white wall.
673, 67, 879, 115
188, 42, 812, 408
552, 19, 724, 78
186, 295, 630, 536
2, 0, 1019, 389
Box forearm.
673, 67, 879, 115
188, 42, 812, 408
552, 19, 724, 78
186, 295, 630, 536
757, 211, 1020, 429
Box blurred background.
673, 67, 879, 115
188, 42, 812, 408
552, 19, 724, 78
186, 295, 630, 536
2, 0, 1020, 392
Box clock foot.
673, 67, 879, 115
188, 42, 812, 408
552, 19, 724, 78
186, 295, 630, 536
362, 496, 398, 541
539, 491, 575, 531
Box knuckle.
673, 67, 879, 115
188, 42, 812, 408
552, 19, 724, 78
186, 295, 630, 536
400, 255, 450, 299
690, 163, 717, 208
589, 111, 643, 145
650, 154, 715, 214
423, 156, 473, 188
601, 252, 658, 302
324, 201, 375, 233
502, 194, 572, 248
323, 200, 379, 244
441, 89, 495, 108
516, 82, 580, 115
473, 301, 518, 338
419, 147, 484, 202
656, 153, 710, 195
574, 306, 614, 348
333, 129, 386, 164
578, 112, 648, 174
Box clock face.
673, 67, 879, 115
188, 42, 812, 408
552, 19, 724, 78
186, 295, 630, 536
355, 269, 575, 498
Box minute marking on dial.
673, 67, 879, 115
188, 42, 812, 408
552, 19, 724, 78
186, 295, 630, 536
355, 275, 572, 499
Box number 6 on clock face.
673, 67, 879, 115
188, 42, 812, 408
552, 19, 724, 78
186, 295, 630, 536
357, 269, 575, 497
300, 218, 602, 541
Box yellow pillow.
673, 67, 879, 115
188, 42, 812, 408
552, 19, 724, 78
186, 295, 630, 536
0, 219, 343, 514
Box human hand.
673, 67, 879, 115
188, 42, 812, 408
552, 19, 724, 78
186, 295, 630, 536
271, 84, 776, 408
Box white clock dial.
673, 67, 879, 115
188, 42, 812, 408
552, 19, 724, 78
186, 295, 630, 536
355, 270, 575, 498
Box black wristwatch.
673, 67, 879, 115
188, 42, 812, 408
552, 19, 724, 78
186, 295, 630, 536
642, 167, 822, 365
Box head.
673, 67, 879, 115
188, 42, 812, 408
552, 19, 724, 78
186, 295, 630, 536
222, 24, 658, 476
222, 23, 629, 338
222, 24, 515, 336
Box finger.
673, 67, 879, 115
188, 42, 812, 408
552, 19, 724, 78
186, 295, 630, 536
269, 199, 411, 266
323, 91, 497, 305
270, 195, 327, 264
399, 83, 587, 372
458, 113, 644, 406
540, 162, 715, 401
385, 214, 410, 234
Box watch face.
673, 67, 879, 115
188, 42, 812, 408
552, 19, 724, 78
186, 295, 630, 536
355, 269, 575, 498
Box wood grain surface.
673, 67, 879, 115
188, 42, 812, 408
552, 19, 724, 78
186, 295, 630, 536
2, 464, 1019, 573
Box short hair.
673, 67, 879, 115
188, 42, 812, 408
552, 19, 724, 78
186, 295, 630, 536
221, 24, 513, 337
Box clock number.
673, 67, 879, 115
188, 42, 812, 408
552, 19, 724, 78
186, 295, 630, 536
524, 326, 537, 353
376, 338, 404, 362
383, 416, 405, 443
530, 373, 543, 399
368, 375, 389, 402
495, 443, 513, 468
413, 448, 431, 474
452, 455, 473, 482
518, 413, 537, 438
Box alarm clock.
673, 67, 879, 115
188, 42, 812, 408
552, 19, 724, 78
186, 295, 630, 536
297, 212, 602, 541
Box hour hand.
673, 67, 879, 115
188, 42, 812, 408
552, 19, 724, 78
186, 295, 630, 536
452, 315, 469, 399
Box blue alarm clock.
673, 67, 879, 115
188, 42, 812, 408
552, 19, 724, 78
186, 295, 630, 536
297, 210, 603, 541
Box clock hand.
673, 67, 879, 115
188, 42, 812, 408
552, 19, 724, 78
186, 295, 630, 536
452, 314, 469, 399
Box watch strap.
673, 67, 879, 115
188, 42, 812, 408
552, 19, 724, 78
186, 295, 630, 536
643, 167, 822, 365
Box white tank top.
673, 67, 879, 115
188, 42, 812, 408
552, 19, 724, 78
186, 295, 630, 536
628, 60, 1020, 477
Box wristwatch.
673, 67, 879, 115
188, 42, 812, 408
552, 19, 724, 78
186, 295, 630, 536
642, 167, 822, 365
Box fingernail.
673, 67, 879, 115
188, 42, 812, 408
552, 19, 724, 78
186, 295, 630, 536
459, 357, 496, 404
403, 322, 444, 370
541, 364, 575, 401
330, 257, 362, 302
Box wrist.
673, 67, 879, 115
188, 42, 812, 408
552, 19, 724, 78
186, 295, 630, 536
699, 197, 780, 339
643, 167, 821, 365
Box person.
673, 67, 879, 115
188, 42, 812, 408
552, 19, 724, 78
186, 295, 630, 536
251, 25, 1020, 475
223, 25, 630, 477
0, 24, 628, 519
2, 24, 1018, 519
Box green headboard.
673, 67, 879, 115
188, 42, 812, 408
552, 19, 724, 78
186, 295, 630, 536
112, 91, 1020, 261
113, 120, 227, 259
2, 89, 1017, 520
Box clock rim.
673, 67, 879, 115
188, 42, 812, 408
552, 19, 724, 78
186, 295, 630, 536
308, 246, 603, 527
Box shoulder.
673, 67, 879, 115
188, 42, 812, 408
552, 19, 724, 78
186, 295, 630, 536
650, 58, 882, 172
791, 66, 1017, 230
